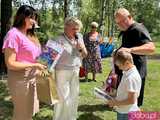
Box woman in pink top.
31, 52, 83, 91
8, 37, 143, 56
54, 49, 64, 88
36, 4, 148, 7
3, 5, 46, 120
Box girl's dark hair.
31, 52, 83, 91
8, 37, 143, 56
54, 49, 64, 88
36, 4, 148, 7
13, 5, 36, 28
27, 24, 35, 36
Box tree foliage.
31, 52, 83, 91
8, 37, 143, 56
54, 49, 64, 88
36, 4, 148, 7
2, 0, 160, 42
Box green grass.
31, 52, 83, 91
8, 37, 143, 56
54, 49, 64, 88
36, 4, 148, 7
155, 41, 160, 55
0, 58, 160, 120
142, 60, 160, 111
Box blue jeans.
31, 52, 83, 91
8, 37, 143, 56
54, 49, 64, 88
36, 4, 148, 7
117, 112, 128, 120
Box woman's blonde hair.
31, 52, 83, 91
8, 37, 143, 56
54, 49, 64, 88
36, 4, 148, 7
91, 22, 98, 28
64, 17, 83, 30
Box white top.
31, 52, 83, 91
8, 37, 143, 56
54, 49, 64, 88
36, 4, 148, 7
55, 33, 84, 70
115, 66, 141, 113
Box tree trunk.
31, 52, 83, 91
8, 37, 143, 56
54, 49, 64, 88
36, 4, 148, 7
99, 0, 107, 37
64, 0, 68, 20
111, 0, 116, 37
0, 0, 12, 74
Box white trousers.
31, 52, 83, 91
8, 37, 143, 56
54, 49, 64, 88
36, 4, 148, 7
53, 68, 79, 120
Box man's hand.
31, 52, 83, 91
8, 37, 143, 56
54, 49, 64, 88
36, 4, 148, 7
118, 41, 155, 55
118, 47, 131, 53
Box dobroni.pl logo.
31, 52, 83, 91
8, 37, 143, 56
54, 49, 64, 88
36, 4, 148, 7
128, 111, 160, 120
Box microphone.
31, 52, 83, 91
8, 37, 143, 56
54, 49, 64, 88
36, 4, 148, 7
75, 33, 82, 52
75, 33, 79, 40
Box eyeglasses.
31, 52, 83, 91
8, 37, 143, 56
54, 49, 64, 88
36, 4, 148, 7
91, 26, 97, 29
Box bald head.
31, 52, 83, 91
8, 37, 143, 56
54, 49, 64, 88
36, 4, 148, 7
114, 8, 131, 18
114, 8, 134, 31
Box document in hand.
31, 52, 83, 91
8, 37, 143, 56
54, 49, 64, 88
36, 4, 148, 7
94, 87, 113, 101
37, 40, 64, 72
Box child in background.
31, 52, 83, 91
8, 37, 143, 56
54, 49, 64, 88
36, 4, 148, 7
108, 51, 141, 120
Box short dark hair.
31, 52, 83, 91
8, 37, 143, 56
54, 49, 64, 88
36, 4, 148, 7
13, 5, 36, 28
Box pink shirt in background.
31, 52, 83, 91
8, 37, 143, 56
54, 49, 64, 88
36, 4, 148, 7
3, 27, 41, 63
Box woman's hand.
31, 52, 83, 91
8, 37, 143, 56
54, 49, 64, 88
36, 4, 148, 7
76, 42, 84, 51
36, 68, 49, 77
32, 63, 47, 70
77, 42, 88, 58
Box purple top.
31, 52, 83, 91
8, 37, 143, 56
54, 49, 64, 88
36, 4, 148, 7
3, 27, 41, 63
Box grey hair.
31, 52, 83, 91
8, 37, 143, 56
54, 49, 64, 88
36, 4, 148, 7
114, 8, 131, 17
64, 17, 83, 30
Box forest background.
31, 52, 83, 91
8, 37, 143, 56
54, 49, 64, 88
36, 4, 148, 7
0, 0, 160, 120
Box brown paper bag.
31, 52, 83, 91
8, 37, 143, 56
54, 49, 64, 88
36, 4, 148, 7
36, 69, 59, 105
